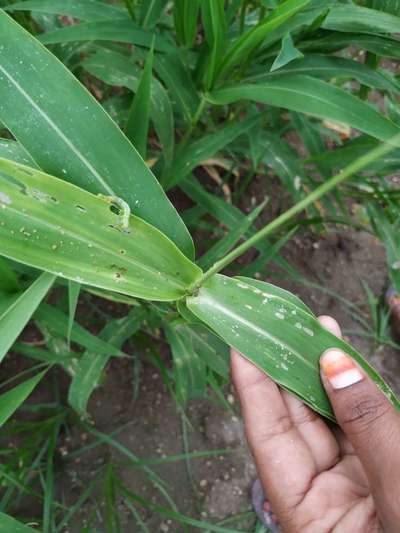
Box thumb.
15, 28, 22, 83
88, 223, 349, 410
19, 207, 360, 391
320, 347, 400, 526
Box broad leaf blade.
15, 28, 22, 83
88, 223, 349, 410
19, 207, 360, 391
140, 0, 168, 28
0, 371, 45, 426
253, 54, 400, 92
125, 44, 154, 159
0, 272, 55, 363
5, 0, 128, 21
0, 159, 202, 301
187, 275, 400, 420
322, 4, 400, 34
0, 512, 38, 532
38, 19, 171, 51
0, 11, 193, 258
208, 75, 400, 142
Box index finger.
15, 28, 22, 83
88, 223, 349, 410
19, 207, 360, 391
231, 349, 317, 518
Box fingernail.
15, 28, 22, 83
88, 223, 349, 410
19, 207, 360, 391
320, 349, 363, 389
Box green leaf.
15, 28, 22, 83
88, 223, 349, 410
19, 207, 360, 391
5, 0, 127, 22
198, 199, 268, 270
154, 51, 200, 123
0, 512, 38, 532
184, 323, 229, 378
67, 281, 80, 347
301, 33, 400, 60
82, 48, 175, 166
187, 275, 400, 420
240, 227, 298, 278
270, 32, 304, 71
38, 18, 171, 51
322, 5, 400, 34
35, 303, 122, 356
201, 0, 227, 89
0, 370, 46, 426
368, 204, 400, 291
125, 44, 154, 159
216, 0, 311, 81
0, 138, 35, 167
371, 0, 400, 15
261, 132, 305, 200
68, 308, 145, 416
259, 1, 336, 54
181, 176, 295, 274
0, 272, 55, 363
207, 75, 400, 142
173, 0, 201, 47
167, 114, 263, 188
0, 159, 202, 301
0, 11, 193, 258
256, 54, 400, 92
165, 321, 207, 404
140, 0, 168, 28
0, 257, 19, 293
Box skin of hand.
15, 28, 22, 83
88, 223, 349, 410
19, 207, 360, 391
231, 315, 400, 533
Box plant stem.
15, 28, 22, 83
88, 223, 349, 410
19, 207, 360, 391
197, 133, 400, 286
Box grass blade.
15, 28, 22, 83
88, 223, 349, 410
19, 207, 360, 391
67, 281, 80, 348
68, 309, 145, 416
5, 0, 127, 22
0, 273, 55, 363
216, 0, 311, 80
125, 44, 154, 159
0, 371, 46, 427
322, 4, 400, 34
208, 75, 400, 142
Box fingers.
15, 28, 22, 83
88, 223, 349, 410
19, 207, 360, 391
280, 316, 340, 472
318, 315, 342, 338
320, 347, 400, 529
231, 349, 316, 517
281, 390, 339, 473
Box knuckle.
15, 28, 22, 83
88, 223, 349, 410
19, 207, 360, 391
291, 405, 318, 427
249, 412, 293, 445
339, 391, 391, 435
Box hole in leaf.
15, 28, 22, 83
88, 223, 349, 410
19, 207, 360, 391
75, 205, 87, 213
109, 203, 122, 216
20, 186, 58, 203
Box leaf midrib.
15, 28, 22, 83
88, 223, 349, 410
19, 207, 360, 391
195, 292, 316, 372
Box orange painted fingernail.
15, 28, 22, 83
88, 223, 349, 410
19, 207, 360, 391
320, 349, 363, 389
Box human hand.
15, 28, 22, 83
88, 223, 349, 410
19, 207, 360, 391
231, 315, 400, 532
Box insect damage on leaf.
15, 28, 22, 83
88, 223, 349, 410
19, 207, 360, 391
97, 194, 132, 231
